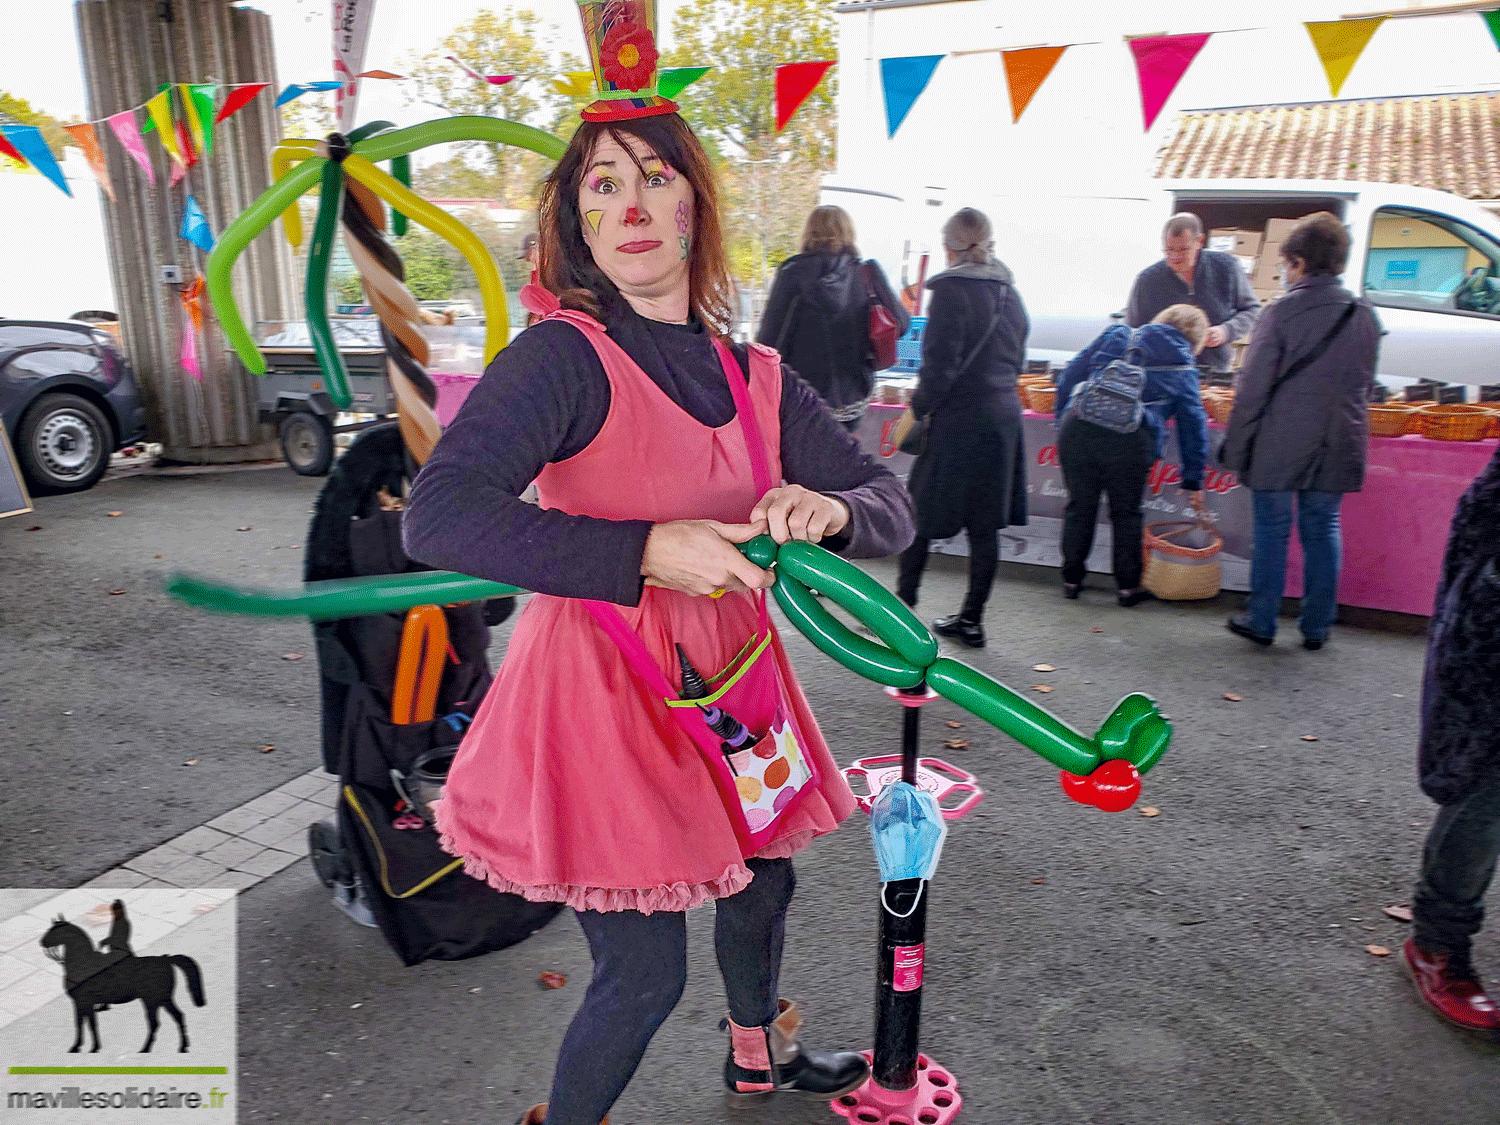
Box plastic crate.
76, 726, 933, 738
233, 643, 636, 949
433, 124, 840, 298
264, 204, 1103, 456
891, 316, 926, 373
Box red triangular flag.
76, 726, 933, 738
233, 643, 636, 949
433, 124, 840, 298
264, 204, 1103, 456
0, 132, 27, 166
775, 61, 835, 133
1128, 33, 1211, 131
213, 83, 269, 125
170, 118, 198, 186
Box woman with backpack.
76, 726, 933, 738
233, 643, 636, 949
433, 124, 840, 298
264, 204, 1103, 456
893, 207, 1029, 649
1054, 304, 1211, 606
755, 205, 908, 430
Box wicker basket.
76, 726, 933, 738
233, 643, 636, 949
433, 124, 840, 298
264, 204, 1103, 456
1024, 384, 1057, 414
1202, 393, 1235, 426
1415, 404, 1494, 442
1141, 520, 1223, 601
1369, 403, 1419, 437
1476, 404, 1500, 439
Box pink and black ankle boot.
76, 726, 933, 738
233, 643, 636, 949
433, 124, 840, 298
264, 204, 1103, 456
723, 999, 869, 1106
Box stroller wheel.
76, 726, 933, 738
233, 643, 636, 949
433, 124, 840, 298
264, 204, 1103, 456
308, 821, 352, 889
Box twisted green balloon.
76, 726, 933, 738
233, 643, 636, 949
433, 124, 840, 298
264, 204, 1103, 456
166, 537, 1170, 780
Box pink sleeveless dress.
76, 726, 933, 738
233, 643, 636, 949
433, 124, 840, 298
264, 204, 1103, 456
433, 297, 857, 914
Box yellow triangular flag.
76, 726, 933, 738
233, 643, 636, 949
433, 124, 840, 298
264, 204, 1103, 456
549, 71, 595, 97
145, 89, 184, 167
1304, 17, 1386, 97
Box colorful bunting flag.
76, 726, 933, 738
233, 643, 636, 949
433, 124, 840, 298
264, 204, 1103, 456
550, 71, 596, 97
1304, 18, 1386, 97
879, 55, 943, 138
181, 84, 216, 158
3, 126, 71, 196
1128, 33, 1211, 131
63, 123, 114, 201
1486, 10, 1500, 51
659, 66, 712, 100
275, 81, 344, 107
179, 195, 214, 253
214, 83, 270, 125
0, 131, 28, 167
356, 69, 405, 80
447, 55, 516, 86
106, 110, 154, 186
1002, 46, 1067, 123
180, 274, 206, 381
774, 61, 835, 132
145, 89, 183, 167
169, 119, 198, 186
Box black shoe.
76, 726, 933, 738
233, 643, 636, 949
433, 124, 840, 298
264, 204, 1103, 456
1226, 613, 1274, 646
1118, 588, 1155, 608
932, 614, 984, 648
1302, 637, 1325, 651
724, 1001, 869, 1105
896, 587, 918, 609
1062, 581, 1084, 600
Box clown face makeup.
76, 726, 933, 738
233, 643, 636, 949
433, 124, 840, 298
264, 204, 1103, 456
577, 132, 694, 313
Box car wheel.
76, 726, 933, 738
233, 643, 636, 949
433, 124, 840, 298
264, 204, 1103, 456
279, 411, 334, 476
16, 393, 112, 494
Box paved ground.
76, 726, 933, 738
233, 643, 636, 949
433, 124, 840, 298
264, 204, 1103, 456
2, 460, 1496, 1124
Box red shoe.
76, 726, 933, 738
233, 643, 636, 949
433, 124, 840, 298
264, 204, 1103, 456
1403, 939, 1500, 1032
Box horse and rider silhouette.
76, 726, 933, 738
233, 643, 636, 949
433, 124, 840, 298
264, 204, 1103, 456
40, 900, 206, 1054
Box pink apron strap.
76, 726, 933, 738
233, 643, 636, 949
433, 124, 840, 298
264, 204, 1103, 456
712, 337, 775, 498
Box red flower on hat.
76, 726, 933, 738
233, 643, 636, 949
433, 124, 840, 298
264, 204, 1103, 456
600, 19, 658, 92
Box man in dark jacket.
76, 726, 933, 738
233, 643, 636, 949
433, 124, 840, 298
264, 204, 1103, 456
1404, 446, 1500, 1033
1126, 213, 1261, 374
1217, 213, 1381, 648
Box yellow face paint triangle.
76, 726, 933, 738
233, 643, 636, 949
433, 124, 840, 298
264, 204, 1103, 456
585, 210, 604, 234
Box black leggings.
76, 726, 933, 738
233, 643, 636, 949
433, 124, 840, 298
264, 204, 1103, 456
1058, 419, 1155, 591
544, 857, 796, 1125
897, 526, 1000, 621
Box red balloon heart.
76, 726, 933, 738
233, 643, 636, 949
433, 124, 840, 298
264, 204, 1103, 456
1058, 759, 1141, 812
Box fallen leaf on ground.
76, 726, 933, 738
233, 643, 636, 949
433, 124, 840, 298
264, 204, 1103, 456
1090, 626, 1103, 633
1301, 735, 1319, 742
1031, 878, 1046, 885
1033, 663, 1056, 672
1140, 806, 1161, 818
154, 554, 162, 559
182, 758, 199, 766
1383, 904, 1413, 922
1222, 692, 1242, 702
108, 589, 126, 596
538, 972, 567, 990
282, 653, 304, 661
259, 745, 276, 753
1365, 944, 1391, 957
945, 720, 963, 729
237, 526, 253, 532
943, 738, 969, 750
25, 525, 41, 531
1031, 684, 1054, 693
106, 511, 123, 517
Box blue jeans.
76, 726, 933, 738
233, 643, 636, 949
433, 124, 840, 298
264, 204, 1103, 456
1413, 782, 1500, 958
1247, 489, 1344, 640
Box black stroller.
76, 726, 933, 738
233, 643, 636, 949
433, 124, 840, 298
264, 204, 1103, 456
302, 423, 561, 966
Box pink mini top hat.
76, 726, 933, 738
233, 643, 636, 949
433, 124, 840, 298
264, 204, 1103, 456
575, 0, 679, 121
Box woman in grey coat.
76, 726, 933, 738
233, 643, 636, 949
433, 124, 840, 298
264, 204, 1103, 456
1217, 212, 1382, 648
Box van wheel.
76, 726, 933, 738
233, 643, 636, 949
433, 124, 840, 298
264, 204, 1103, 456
17, 393, 111, 494
280, 412, 334, 476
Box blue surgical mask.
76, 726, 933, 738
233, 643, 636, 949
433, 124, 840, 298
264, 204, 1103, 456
869, 781, 948, 883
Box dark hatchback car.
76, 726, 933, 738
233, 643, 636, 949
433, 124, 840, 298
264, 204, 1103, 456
0, 318, 145, 494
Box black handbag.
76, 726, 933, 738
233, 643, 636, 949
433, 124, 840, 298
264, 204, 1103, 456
1220, 300, 1358, 473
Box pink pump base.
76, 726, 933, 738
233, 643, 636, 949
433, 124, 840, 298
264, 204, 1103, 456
830, 1052, 961, 1125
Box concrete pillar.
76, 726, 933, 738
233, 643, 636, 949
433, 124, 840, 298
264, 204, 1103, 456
75, 0, 297, 462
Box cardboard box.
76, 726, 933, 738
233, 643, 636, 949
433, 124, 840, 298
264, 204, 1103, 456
1233, 254, 1256, 276
1252, 257, 1283, 291
1209, 228, 1263, 257
1264, 218, 1300, 244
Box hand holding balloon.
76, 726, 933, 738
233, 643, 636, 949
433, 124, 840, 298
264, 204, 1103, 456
750, 485, 850, 544
641, 519, 774, 596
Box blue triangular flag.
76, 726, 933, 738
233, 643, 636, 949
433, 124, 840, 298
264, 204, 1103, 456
2, 125, 71, 197
180, 195, 215, 253
880, 55, 944, 138
275, 81, 345, 107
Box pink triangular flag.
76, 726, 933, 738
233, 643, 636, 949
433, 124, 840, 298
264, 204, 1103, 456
106, 109, 154, 186
1128, 33, 1211, 131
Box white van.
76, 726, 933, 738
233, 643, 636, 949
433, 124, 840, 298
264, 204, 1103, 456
819, 177, 1500, 389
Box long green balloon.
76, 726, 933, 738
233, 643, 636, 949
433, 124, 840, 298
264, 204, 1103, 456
351, 117, 566, 164
304, 157, 353, 410
1093, 691, 1173, 774
777, 541, 938, 669
165, 571, 522, 621
926, 657, 1100, 776
772, 568, 925, 689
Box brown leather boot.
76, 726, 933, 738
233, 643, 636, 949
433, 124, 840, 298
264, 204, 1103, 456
723, 999, 869, 1105
513, 1105, 609, 1125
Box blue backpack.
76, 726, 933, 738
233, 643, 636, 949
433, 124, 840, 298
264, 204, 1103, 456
1066, 347, 1147, 433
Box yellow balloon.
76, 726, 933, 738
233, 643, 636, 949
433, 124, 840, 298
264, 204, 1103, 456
270, 138, 321, 250
341, 154, 510, 362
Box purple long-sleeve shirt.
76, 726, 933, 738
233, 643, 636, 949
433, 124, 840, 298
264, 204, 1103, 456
403, 300, 915, 606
